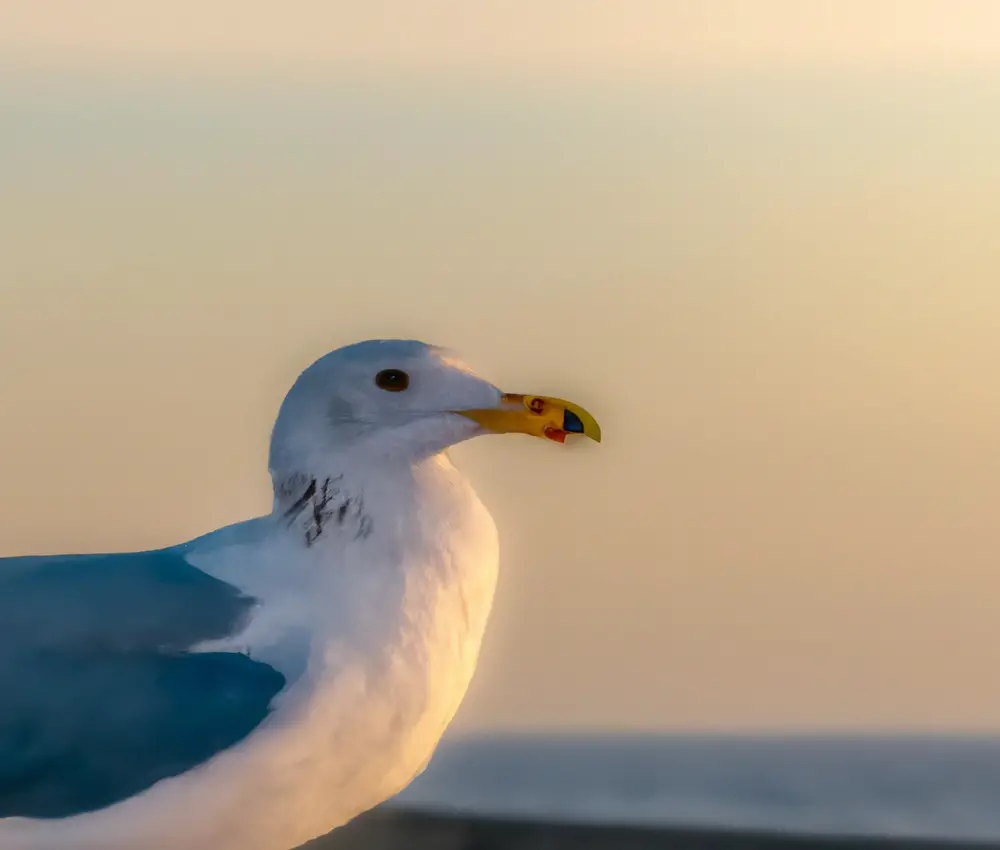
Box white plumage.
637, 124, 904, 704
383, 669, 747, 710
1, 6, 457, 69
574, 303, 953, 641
0, 339, 600, 850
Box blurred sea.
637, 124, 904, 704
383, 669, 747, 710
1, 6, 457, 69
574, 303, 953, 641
389, 736, 1000, 842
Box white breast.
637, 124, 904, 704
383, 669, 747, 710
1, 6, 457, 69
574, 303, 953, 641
0, 455, 499, 850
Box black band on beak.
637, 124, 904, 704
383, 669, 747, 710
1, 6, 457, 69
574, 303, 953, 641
563, 409, 586, 434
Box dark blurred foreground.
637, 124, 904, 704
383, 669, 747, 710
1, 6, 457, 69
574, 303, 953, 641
303, 808, 1000, 850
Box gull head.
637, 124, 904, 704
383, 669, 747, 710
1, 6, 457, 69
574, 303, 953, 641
268, 339, 600, 476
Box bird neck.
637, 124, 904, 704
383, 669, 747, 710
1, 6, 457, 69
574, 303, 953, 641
271, 470, 371, 548
270, 454, 453, 549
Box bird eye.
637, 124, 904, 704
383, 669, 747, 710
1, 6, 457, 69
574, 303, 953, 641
374, 369, 410, 392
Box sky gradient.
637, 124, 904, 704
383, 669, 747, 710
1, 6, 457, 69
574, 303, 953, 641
4, 3, 1000, 733
5, 1, 1000, 77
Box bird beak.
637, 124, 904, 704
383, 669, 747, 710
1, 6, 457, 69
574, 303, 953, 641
455, 393, 602, 444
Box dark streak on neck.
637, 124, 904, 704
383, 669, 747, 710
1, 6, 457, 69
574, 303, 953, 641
280, 473, 374, 547
282, 478, 317, 523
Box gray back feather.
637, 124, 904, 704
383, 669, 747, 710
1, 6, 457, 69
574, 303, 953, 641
0, 549, 285, 819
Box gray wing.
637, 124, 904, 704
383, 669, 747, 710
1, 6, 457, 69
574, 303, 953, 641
0, 548, 285, 819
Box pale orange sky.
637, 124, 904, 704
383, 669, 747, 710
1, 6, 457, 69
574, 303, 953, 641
4, 7, 1000, 734
3, 1, 1000, 77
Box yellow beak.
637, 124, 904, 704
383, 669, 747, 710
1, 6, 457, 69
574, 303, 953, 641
455, 393, 601, 444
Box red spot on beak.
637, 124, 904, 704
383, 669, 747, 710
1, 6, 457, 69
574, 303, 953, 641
544, 427, 567, 443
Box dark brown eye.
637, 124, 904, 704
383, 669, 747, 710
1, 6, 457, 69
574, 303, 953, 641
374, 369, 410, 392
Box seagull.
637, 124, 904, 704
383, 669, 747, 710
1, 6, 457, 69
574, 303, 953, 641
0, 339, 601, 850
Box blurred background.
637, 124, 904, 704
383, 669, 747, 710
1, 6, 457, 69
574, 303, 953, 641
4, 2, 1000, 846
